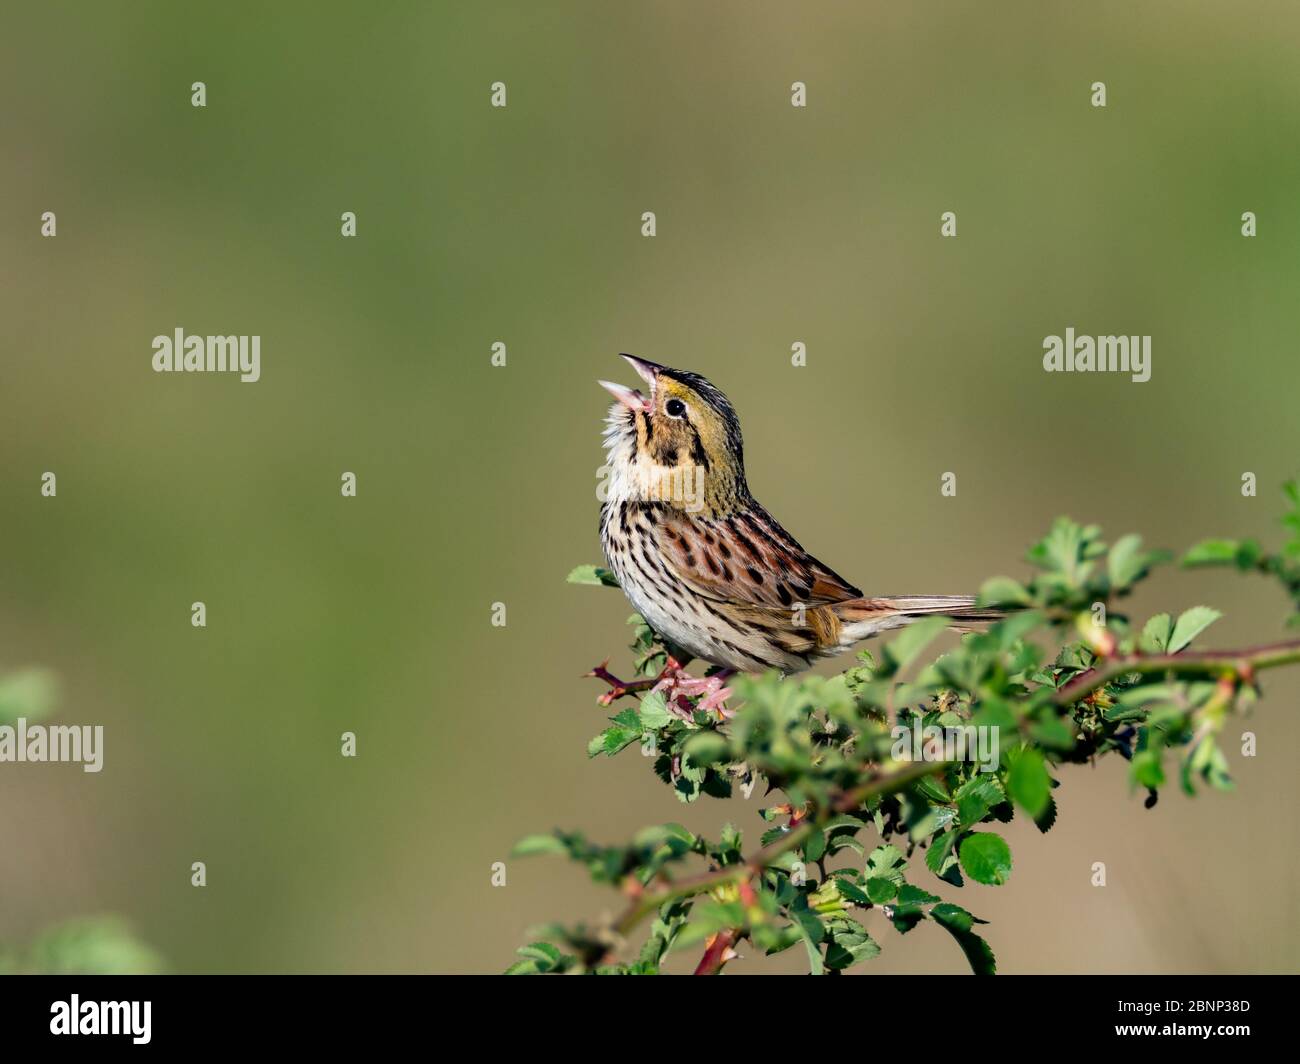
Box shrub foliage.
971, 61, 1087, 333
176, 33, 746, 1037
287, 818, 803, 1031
509, 486, 1300, 975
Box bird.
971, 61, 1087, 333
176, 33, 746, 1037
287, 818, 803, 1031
597, 355, 1001, 703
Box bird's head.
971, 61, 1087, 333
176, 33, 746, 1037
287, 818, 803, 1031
599, 355, 747, 513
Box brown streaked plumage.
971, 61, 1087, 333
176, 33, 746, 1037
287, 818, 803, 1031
598, 355, 1001, 674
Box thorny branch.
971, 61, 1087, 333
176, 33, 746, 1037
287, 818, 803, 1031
589, 635, 1300, 972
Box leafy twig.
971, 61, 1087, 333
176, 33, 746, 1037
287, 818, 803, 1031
610, 760, 941, 938
1051, 638, 1300, 706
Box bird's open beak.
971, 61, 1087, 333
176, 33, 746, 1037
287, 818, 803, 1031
598, 379, 649, 412
621, 354, 662, 391
599, 354, 662, 412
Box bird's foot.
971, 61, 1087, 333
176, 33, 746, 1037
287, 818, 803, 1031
652, 666, 736, 719
588, 657, 735, 719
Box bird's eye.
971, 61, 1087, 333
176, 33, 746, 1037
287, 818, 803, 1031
665, 398, 686, 418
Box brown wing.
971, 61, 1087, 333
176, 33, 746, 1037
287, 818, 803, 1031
653, 503, 863, 610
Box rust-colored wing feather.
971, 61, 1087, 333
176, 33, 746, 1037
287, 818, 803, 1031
653, 504, 863, 611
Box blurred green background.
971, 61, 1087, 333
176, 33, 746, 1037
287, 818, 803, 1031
2, 1, 1298, 973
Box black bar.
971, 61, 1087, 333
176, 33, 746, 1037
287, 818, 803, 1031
0, 974, 1291, 1049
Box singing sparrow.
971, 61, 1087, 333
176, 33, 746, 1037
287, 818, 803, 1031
598, 355, 1000, 676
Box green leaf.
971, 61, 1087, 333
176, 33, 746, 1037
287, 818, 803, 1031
1205, 743, 1233, 791
1027, 518, 1103, 584
884, 615, 950, 674
632, 823, 696, 853
587, 724, 641, 758
931, 904, 997, 975
925, 830, 961, 879
1107, 534, 1144, 588
566, 565, 619, 587
913, 775, 952, 805
1030, 715, 1075, 750
898, 883, 940, 906
1131, 748, 1165, 789
0, 668, 59, 725
833, 877, 872, 906
1033, 793, 1057, 833
908, 804, 956, 843
823, 915, 881, 970
865, 876, 898, 904
511, 834, 567, 857
1140, 613, 1172, 653
1114, 683, 1181, 708
1184, 736, 1232, 794
888, 896, 929, 935
636, 691, 672, 729
978, 576, 1031, 607
793, 911, 826, 975
1107, 535, 1170, 585
1006, 748, 1051, 818
681, 730, 729, 767
516, 942, 563, 966
959, 832, 1013, 885
972, 696, 1018, 734
1182, 539, 1263, 571
865, 844, 907, 883
803, 828, 827, 863
991, 609, 1046, 650
20, 917, 163, 975
1181, 539, 1238, 567
954, 776, 1003, 827
1167, 606, 1221, 653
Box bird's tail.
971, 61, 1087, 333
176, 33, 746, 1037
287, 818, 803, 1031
832, 595, 1005, 645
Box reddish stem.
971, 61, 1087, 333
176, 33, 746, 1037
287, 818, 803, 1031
693, 929, 739, 975
585, 660, 659, 705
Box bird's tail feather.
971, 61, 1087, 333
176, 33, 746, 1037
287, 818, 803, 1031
833, 595, 1005, 645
